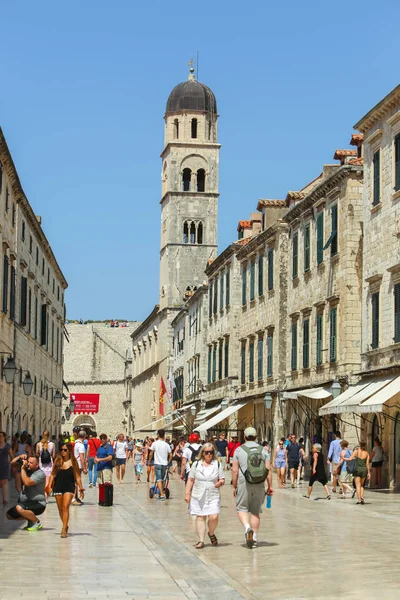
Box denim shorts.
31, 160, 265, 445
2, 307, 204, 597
116, 458, 126, 466
154, 464, 168, 482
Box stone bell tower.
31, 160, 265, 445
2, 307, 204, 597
159, 65, 220, 309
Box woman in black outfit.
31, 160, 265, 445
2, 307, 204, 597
46, 442, 84, 538
303, 443, 331, 500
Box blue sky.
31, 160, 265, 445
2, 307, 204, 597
1, 1, 399, 321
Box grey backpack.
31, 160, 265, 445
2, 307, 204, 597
240, 445, 268, 484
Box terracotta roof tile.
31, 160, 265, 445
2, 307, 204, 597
350, 133, 364, 146
348, 156, 364, 165
257, 199, 286, 209
286, 191, 306, 202
236, 237, 253, 245
237, 220, 251, 229
333, 149, 357, 160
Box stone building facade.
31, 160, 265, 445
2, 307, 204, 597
131, 68, 220, 432
0, 127, 67, 438
63, 322, 140, 437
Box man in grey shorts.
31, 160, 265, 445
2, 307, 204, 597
231, 427, 273, 548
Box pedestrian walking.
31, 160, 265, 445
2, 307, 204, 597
149, 429, 172, 501
227, 434, 241, 473
185, 442, 225, 549
273, 439, 287, 488
114, 433, 128, 484
231, 427, 273, 549
94, 434, 114, 484
327, 431, 342, 493
370, 436, 384, 489
72, 431, 87, 505
145, 437, 155, 483
215, 432, 229, 470
335, 440, 353, 499
287, 434, 300, 488
344, 440, 370, 504
171, 439, 184, 475
303, 443, 331, 500
0, 432, 14, 505
86, 432, 101, 488
133, 442, 145, 483
36, 430, 55, 496
297, 437, 306, 483
181, 432, 202, 484
47, 442, 84, 538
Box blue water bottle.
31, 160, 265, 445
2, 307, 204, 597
266, 494, 272, 509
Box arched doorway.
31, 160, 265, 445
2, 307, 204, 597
72, 414, 97, 435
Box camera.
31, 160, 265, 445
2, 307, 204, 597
17, 458, 25, 466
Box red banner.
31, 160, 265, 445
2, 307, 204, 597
70, 393, 100, 414
159, 378, 167, 416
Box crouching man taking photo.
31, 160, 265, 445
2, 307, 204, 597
6, 454, 46, 531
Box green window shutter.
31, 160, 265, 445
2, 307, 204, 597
207, 346, 212, 384
267, 334, 273, 377
218, 341, 223, 379
10, 266, 16, 321
292, 232, 298, 279
241, 342, 246, 384
304, 224, 310, 271
331, 205, 338, 256
291, 322, 298, 371
395, 134, 400, 192
208, 281, 213, 316
249, 340, 255, 382
213, 277, 218, 314
20, 276, 28, 327
2, 255, 8, 314
250, 261, 255, 301
394, 284, 400, 343
219, 272, 224, 310
257, 338, 263, 380
268, 248, 274, 290
329, 307, 337, 363
316, 313, 323, 366
258, 254, 264, 296
226, 269, 230, 306
242, 265, 247, 305
212, 344, 217, 382
373, 150, 380, 206
224, 338, 229, 378
303, 319, 310, 369
317, 212, 324, 264
371, 292, 379, 349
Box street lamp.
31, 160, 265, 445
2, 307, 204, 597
65, 406, 71, 420
69, 399, 75, 413
190, 405, 197, 417
61, 416, 66, 425
3, 356, 17, 384
264, 392, 273, 410
53, 390, 62, 407
221, 397, 229, 410
331, 379, 341, 400
22, 372, 33, 396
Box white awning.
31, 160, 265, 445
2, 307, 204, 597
193, 404, 221, 425
133, 414, 165, 433
196, 401, 248, 434
319, 376, 394, 416
283, 387, 332, 401
357, 375, 400, 414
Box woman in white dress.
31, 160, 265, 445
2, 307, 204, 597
184, 442, 225, 549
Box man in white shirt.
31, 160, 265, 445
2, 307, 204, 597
149, 429, 172, 501
73, 431, 87, 505
114, 433, 128, 484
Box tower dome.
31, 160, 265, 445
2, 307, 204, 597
166, 68, 217, 114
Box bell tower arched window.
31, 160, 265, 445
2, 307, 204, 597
191, 118, 198, 139
197, 169, 205, 192
197, 222, 203, 244
174, 118, 179, 139
190, 222, 196, 244
182, 168, 191, 191
183, 222, 189, 244
183, 221, 204, 245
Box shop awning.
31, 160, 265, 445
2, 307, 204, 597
356, 375, 400, 414
133, 414, 165, 433
283, 387, 332, 401
193, 404, 221, 425
319, 375, 394, 416
196, 401, 248, 434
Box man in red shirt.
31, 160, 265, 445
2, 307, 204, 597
86, 432, 101, 488
227, 434, 241, 471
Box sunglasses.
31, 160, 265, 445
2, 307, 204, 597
204, 450, 214, 455
61, 448, 68, 452
279, 443, 284, 445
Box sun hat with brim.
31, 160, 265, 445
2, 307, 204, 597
244, 427, 257, 438
135, 442, 143, 448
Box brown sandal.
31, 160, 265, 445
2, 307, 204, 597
195, 541, 205, 549
61, 529, 68, 538
208, 533, 218, 546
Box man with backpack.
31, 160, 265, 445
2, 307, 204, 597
181, 432, 202, 484
231, 427, 273, 549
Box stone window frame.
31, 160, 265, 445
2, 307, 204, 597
365, 274, 383, 351
387, 111, 400, 200
365, 129, 383, 210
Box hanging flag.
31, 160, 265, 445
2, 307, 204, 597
168, 368, 175, 406
159, 377, 167, 416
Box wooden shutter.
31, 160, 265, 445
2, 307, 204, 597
20, 276, 28, 327
330, 308, 337, 362
41, 303, 47, 346
242, 265, 247, 305
212, 344, 217, 382
224, 338, 229, 378
304, 224, 310, 271
331, 205, 338, 256
303, 319, 310, 369
225, 269, 230, 306
371, 292, 379, 349
267, 334, 273, 377
291, 322, 297, 371
249, 340, 254, 382
293, 232, 298, 279
394, 284, 400, 343
373, 150, 380, 206
258, 338, 263, 380
317, 212, 324, 264
268, 248, 274, 290
208, 280, 213, 316
250, 261, 255, 301
258, 254, 264, 296
207, 346, 212, 384
219, 272, 224, 310
2, 255, 8, 314
10, 266, 16, 321
316, 313, 323, 366
395, 135, 400, 192
213, 277, 218, 314
218, 341, 223, 380
241, 342, 246, 383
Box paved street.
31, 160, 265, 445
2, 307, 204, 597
1, 469, 400, 600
